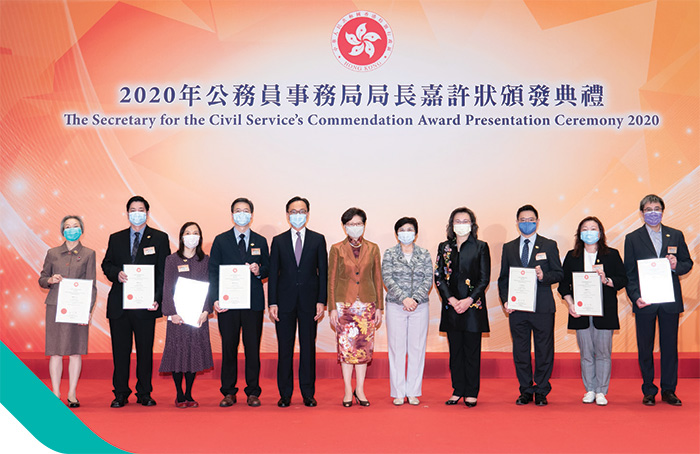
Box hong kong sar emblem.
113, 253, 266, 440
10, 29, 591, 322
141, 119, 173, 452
332, 11, 393, 72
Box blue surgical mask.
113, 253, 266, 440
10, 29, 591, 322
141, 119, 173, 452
233, 211, 252, 227
397, 231, 415, 245
580, 230, 599, 245
63, 227, 82, 242
644, 211, 662, 227
289, 213, 307, 229
129, 211, 147, 226
518, 221, 537, 236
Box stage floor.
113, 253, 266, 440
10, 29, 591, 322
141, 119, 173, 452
47, 377, 699, 454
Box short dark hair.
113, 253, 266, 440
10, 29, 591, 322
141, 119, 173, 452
446, 207, 478, 241
516, 204, 538, 220
341, 207, 367, 225
394, 217, 418, 235
572, 216, 609, 257
286, 196, 310, 212
639, 194, 665, 212
126, 195, 150, 212
177, 221, 205, 261
231, 197, 254, 213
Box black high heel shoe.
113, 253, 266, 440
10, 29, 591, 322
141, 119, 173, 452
353, 391, 370, 407
67, 398, 80, 408
342, 394, 353, 407
464, 398, 477, 408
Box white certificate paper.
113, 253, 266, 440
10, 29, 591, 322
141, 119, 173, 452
174, 277, 210, 327
638, 258, 675, 304
123, 264, 155, 309
508, 267, 537, 312
219, 265, 251, 309
573, 272, 603, 316
55, 278, 92, 324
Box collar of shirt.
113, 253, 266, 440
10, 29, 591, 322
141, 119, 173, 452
60, 241, 83, 255
645, 224, 663, 256
234, 227, 251, 248
130, 226, 145, 250
519, 233, 537, 262
291, 227, 306, 252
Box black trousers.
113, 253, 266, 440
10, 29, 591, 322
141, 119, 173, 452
218, 309, 263, 397
635, 310, 679, 396
108, 312, 156, 399
276, 306, 318, 399
509, 311, 555, 396
446, 330, 482, 398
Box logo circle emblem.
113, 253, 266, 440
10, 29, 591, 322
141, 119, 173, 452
74, 282, 79, 287
127, 294, 133, 300
332, 11, 393, 71
577, 301, 583, 307
223, 295, 229, 301
511, 296, 517, 302
61, 308, 68, 314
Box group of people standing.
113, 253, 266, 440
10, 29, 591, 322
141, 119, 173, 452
39, 194, 692, 410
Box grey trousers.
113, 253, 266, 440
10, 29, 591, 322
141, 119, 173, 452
386, 302, 429, 398
576, 320, 613, 395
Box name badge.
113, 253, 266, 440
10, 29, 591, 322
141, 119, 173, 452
143, 246, 156, 255
535, 252, 547, 261
668, 246, 677, 254
251, 248, 261, 256
178, 264, 190, 272
592, 264, 604, 272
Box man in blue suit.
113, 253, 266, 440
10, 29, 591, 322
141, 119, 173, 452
498, 204, 563, 406
209, 197, 269, 407
624, 194, 693, 406
268, 196, 328, 407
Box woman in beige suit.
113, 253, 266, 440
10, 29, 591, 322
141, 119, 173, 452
328, 207, 383, 407
38, 215, 97, 407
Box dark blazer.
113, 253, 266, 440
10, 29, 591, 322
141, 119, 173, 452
498, 234, 563, 313
435, 236, 491, 333
101, 225, 170, 319
624, 224, 693, 314
208, 228, 269, 312
268, 229, 328, 312
558, 248, 627, 329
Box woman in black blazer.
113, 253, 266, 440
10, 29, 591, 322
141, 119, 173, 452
558, 216, 627, 406
435, 207, 490, 407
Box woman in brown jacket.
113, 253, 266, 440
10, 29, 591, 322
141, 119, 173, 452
328, 207, 383, 407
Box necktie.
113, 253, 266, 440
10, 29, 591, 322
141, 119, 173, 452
131, 232, 140, 263
238, 233, 246, 258
295, 231, 302, 265
521, 238, 530, 267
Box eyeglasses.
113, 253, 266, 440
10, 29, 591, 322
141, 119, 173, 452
453, 220, 472, 225
643, 207, 662, 213
288, 210, 307, 215
518, 217, 536, 222
346, 222, 364, 227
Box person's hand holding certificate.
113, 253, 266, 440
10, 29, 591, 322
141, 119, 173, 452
56, 278, 92, 324
174, 277, 210, 327
638, 258, 675, 304
219, 265, 251, 309
507, 267, 537, 312
123, 264, 155, 309
573, 272, 603, 316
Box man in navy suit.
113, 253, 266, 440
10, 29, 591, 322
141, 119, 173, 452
268, 196, 328, 407
624, 194, 693, 406
101, 195, 170, 408
498, 204, 563, 406
209, 197, 270, 407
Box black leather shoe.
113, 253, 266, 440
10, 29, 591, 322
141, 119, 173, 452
110, 396, 128, 408
136, 395, 157, 406
303, 397, 317, 407
277, 397, 291, 407
642, 394, 655, 406
661, 391, 682, 406
515, 394, 533, 405
534, 394, 548, 406
219, 394, 236, 407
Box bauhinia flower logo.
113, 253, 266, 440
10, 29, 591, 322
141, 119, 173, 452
332, 11, 394, 72
345, 23, 381, 58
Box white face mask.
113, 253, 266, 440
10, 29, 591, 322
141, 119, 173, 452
183, 234, 200, 249
453, 223, 472, 237
345, 225, 364, 239
397, 231, 415, 245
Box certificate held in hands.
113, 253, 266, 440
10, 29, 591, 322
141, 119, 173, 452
174, 277, 210, 327
56, 278, 92, 324
638, 258, 675, 304
219, 265, 251, 309
573, 272, 603, 316
123, 264, 155, 309
508, 267, 537, 312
